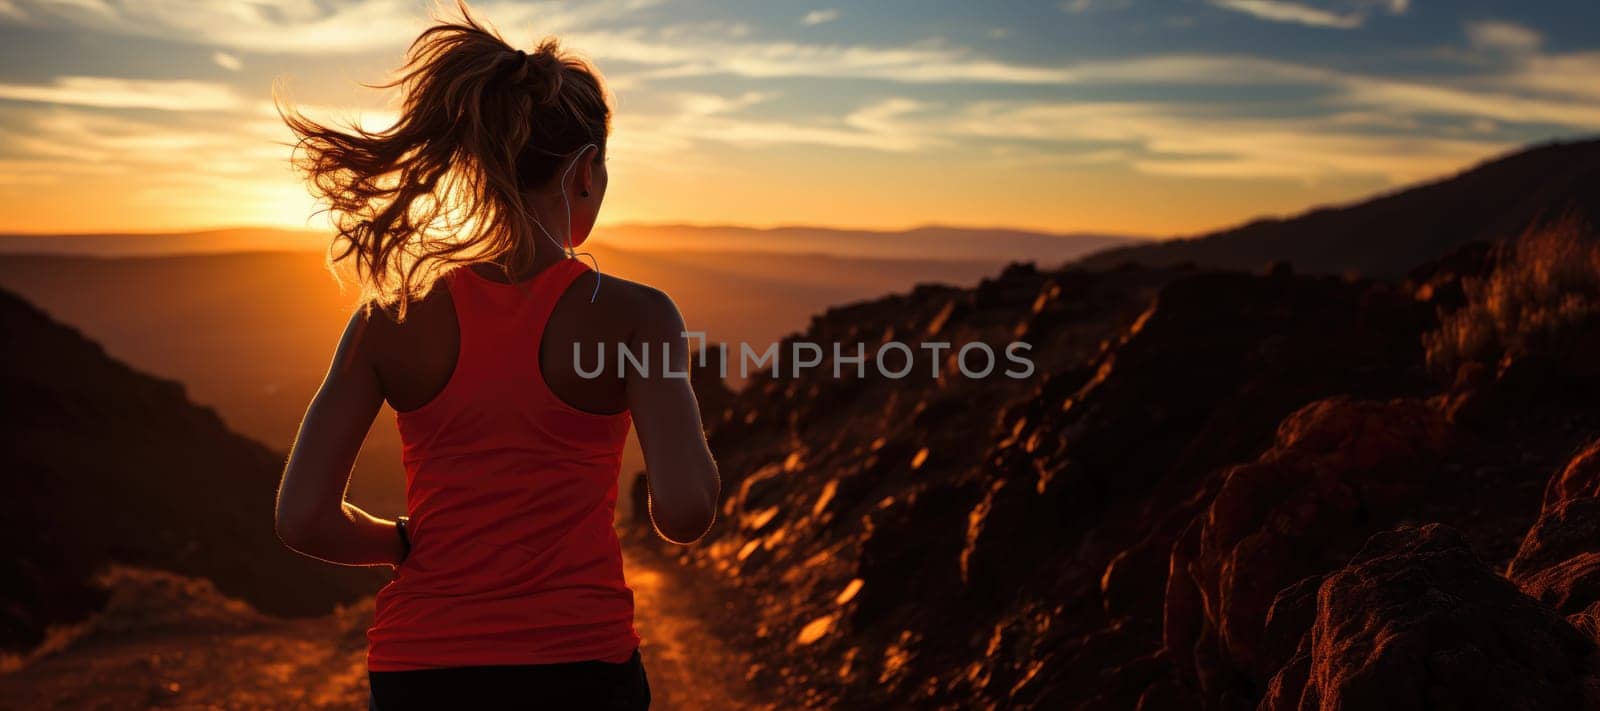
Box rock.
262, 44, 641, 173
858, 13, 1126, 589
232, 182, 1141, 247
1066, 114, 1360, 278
1519, 553, 1600, 617
1177, 397, 1452, 694
1163, 518, 1205, 688
1509, 499, 1600, 597
1258, 574, 1322, 686
1542, 440, 1600, 509
1508, 441, 1600, 617
1135, 676, 1201, 711
1101, 533, 1174, 622
1262, 524, 1600, 711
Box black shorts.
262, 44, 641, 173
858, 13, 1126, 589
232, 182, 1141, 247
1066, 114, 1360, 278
368, 648, 650, 710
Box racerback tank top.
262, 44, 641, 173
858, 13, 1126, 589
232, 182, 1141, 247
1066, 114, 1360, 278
367, 257, 640, 671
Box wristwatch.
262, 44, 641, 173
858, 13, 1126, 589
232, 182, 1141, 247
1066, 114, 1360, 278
395, 515, 411, 564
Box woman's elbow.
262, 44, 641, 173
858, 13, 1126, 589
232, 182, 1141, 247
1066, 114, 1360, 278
651, 500, 716, 545
275, 501, 326, 554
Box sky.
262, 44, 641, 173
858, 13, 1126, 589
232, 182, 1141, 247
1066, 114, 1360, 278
0, 0, 1597, 238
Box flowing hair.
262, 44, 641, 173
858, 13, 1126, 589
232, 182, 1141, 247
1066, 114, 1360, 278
279, 1, 610, 319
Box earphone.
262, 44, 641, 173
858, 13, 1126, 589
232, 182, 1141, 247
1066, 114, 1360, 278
530, 142, 602, 302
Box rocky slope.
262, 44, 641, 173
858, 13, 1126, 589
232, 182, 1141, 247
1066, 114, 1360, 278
629, 224, 1600, 709
0, 287, 385, 654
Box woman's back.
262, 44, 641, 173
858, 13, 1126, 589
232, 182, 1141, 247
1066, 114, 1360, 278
272, 8, 720, 707
366, 258, 647, 670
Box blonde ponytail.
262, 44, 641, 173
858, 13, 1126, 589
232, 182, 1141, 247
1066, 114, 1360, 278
279, 1, 610, 319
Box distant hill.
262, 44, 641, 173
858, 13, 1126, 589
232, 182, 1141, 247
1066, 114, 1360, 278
0, 227, 327, 256
595, 224, 1136, 264
0, 286, 385, 653
0, 224, 1138, 266
1078, 138, 1600, 276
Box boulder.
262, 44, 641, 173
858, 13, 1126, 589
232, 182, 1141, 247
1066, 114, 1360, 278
1174, 397, 1452, 698
1262, 524, 1600, 711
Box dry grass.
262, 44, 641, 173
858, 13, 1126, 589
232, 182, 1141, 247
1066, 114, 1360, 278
1425, 221, 1600, 381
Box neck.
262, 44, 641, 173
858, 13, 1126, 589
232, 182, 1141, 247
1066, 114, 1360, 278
475, 233, 567, 284
525, 188, 578, 250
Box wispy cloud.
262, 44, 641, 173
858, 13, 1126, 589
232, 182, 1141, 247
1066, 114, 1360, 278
1510, 52, 1600, 102
0, 0, 26, 22
569, 31, 1081, 85
592, 40, 1600, 135
609, 92, 933, 164
0, 0, 664, 54
0, 77, 242, 110
1466, 20, 1543, 54
0, 0, 1593, 235
801, 9, 839, 26
1338, 75, 1600, 127
1209, 0, 1408, 29
212, 51, 242, 71
1209, 0, 1362, 29
1060, 0, 1132, 13
860, 99, 1512, 183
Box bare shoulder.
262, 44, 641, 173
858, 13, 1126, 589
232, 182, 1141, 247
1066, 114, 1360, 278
586, 272, 683, 329
358, 279, 455, 349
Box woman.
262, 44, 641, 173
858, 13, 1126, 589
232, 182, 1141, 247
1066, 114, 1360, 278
271, 6, 720, 710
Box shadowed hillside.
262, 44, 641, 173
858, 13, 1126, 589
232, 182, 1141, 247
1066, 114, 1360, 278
0, 287, 385, 654
631, 222, 1600, 709
1079, 138, 1600, 277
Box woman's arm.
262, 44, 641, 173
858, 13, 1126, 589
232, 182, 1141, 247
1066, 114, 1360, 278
625, 288, 721, 545
274, 310, 405, 568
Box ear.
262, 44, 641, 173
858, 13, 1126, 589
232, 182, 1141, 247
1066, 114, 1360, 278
574, 144, 600, 196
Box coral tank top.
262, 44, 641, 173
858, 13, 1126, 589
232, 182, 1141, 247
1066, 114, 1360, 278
367, 258, 640, 671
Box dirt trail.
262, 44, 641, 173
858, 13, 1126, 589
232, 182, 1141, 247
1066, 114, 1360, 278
0, 552, 768, 710
624, 549, 771, 711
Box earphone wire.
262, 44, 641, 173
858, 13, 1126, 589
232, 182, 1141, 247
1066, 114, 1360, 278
530, 143, 602, 303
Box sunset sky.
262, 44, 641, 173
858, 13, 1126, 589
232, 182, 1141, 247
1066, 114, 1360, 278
1, 0, 1597, 237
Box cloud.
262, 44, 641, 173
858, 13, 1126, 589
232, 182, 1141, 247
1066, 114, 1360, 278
1337, 75, 1600, 127
801, 9, 839, 26
1060, 0, 1132, 13
568, 30, 1082, 85
1510, 52, 1600, 102
609, 42, 1600, 130
0, 107, 285, 172
1, 0, 1594, 210
866, 99, 1513, 184
1466, 21, 1543, 54
607, 84, 1528, 186
0, 76, 242, 110
212, 51, 242, 71
608, 92, 933, 164
0, 0, 26, 22
1209, 0, 1362, 29
1, 0, 664, 54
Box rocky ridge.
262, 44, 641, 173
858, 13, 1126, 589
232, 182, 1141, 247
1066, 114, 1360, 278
629, 229, 1600, 710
